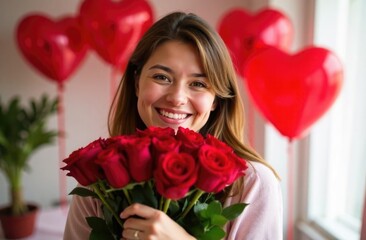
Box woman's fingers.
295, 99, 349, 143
120, 203, 159, 219
120, 203, 194, 240
121, 203, 162, 239
122, 228, 143, 240
123, 215, 150, 230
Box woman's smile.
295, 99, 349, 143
157, 108, 191, 120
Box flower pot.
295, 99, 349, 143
0, 203, 39, 239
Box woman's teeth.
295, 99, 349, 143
159, 109, 188, 120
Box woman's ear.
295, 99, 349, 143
211, 98, 218, 111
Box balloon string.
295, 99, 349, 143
287, 139, 294, 240
57, 83, 67, 209
248, 102, 255, 147
110, 68, 119, 104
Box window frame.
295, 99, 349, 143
296, 0, 366, 239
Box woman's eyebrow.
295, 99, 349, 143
148, 64, 207, 78
191, 72, 207, 78
149, 64, 172, 73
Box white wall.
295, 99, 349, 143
0, 0, 258, 208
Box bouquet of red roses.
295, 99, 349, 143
62, 126, 248, 240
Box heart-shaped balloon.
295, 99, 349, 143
16, 14, 89, 84
218, 8, 293, 76
243, 46, 343, 139
79, 0, 154, 72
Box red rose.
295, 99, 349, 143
95, 147, 130, 188
176, 127, 204, 154
61, 139, 104, 186
104, 136, 125, 150
195, 145, 241, 193
154, 152, 197, 200
121, 136, 153, 182
137, 126, 175, 139
225, 152, 248, 184
205, 134, 233, 153
152, 135, 181, 161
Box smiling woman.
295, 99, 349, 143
63, 11, 283, 240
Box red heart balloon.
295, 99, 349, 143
16, 14, 89, 84
79, 0, 154, 72
218, 8, 293, 76
243, 46, 343, 139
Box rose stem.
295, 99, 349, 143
177, 189, 205, 221
162, 198, 171, 214
92, 184, 124, 227
122, 188, 132, 205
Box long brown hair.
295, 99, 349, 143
108, 12, 280, 192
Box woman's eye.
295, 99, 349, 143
153, 74, 169, 82
191, 81, 207, 88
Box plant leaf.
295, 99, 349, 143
206, 200, 222, 217
222, 203, 248, 220
102, 197, 124, 238
129, 183, 158, 208
69, 187, 99, 199
86, 217, 116, 240
194, 202, 208, 219
168, 200, 180, 217
200, 225, 226, 240
210, 214, 228, 227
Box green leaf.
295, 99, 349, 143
178, 197, 189, 213
86, 217, 116, 240
206, 200, 222, 217
129, 183, 158, 208
210, 214, 228, 227
121, 182, 142, 191
168, 200, 180, 217
101, 197, 124, 238
185, 219, 205, 238
194, 202, 208, 219
69, 187, 99, 199
200, 225, 226, 240
222, 203, 248, 220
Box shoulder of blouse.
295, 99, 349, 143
228, 160, 282, 205
245, 160, 280, 188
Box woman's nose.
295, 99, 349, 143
166, 84, 188, 106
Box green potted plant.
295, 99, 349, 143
0, 94, 58, 239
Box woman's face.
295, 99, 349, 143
136, 40, 216, 132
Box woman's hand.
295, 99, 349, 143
120, 203, 196, 240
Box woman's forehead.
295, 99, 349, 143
143, 40, 206, 74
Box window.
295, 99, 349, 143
306, 0, 366, 239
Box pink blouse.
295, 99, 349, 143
223, 161, 283, 240
63, 161, 283, 240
